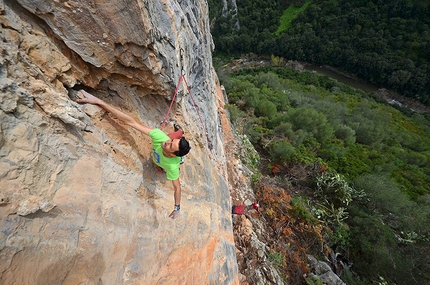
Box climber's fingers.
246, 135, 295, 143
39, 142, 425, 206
76, 90, 100, 105
169, 209, 180, 220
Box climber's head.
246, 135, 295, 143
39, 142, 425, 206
162, 137, 191, 157
175, 137, 191, 157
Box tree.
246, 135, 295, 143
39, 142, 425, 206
334, 124, 356, 146
256, 100, 277, 118
270, 140, 296, 163
288, 107, 334, 144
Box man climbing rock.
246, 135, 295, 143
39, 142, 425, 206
77, 90, 191, 219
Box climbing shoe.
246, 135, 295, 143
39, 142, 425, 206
174, 123, 184, 134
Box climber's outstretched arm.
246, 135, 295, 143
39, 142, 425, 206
77, 90, 152, 135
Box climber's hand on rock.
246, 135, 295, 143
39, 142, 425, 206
77, 90, 102, 105
169, 209, 180, 220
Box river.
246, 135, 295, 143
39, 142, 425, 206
303, 64, 379, 93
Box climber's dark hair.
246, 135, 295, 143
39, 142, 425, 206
175, 137, 191, 157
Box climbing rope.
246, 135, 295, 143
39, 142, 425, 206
160, 72, 184, 130
160, 69, 214, 151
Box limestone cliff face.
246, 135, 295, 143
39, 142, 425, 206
0, 0, 238, 284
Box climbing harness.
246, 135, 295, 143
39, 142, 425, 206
160, 68, 214, 151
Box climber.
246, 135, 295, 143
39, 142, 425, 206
76, 90, 191, 220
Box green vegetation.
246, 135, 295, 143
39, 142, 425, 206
209, 0, 283, 55
306, 275, 323, 285
209, 0, 430, 283
217, 63, 430, 284
268, 250, 285, 268
209, 0, 430, 105
222, 66, 430, 197
275, 0, 312, 36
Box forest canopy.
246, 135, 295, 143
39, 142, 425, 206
209, 0, 430, 106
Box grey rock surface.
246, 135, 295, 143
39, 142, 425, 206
0, 0, 238, 284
